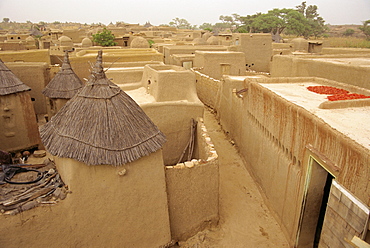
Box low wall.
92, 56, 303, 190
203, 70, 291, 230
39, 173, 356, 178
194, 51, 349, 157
271, 54, 370, 90
197, 75, 370, 246
165, 118, 219, 241
141, 102, 204, 166
193, 69, 221, 109
0, 49, 51, 64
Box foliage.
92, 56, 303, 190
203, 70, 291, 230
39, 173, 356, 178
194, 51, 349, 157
92, 28, 117, 47
199, 23, 213, 32
251, 8, 308, 35
343, 29, 355, 36
148, 39, 155, 48
359, 20, 370, 40
295, 1, 327, 38
3, 18, 10, 23
197, 2, 326, 38
169, 18, 196, 29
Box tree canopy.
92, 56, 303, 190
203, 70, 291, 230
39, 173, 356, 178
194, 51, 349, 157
359, 20, 370, 40
92, 28, 117, 47
194, 2, 328, 38
169, 18, 196, 30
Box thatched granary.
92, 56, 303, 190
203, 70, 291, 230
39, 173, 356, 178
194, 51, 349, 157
40, 50, 166, 166
38, 51, 172, 247
42, 51, 83, 117
0, 59, 41, 152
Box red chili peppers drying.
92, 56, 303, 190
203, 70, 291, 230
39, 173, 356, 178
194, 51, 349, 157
307, 86, 349, 95
307, 86, 370, 101
327, 93, 370, 101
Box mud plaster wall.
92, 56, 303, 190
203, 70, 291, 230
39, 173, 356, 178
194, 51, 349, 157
0, 150, 172, 247
141, 101, 204, 166
193, 51, 246, 80
45, 98, 69, 119
0, 50, 51, 64
5, 62, 50, 114
271, 55, 370, 90
165, 119, 219, 241
198, 76, 370, 246
70, 49, 163, 81
105, 68, 144, 90
232, 33, 272, 73
142, 65, 199, 102
216, 76, 246, 137
193, 69, 221, 109
238, 81, 369, 245
162, 45, 228, 65
0, 92, 41, 152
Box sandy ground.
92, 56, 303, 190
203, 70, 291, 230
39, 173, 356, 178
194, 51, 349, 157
178, 109, 290, 248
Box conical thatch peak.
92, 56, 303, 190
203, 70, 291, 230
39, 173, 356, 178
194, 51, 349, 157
0, 59, 31, 96
40, 50, 166, 166
42, 51, 83, 99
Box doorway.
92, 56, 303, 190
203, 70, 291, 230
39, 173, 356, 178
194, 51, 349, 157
296, 156, 334, 248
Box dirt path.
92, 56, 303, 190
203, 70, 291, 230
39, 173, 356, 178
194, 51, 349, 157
179, 109, 290, 247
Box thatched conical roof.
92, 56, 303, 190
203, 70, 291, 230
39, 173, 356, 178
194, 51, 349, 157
40, 50, 166, 166
0, 59, 31, 96
42, 51, 83, 99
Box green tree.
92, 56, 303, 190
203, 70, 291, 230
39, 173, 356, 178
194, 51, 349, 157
343, 29, 355, 36
359, 20, 370, 40
295, 1, 327, 38
169, 18, 196, 29
251, 8, 308, 35
199, 23, 213, 32
3, 18, 10, 23
92, 28, 117, 46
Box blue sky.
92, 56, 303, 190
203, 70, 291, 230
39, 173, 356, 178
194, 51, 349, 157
0, 0, 369, 26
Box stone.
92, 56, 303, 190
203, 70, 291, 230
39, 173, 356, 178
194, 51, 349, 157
33, 150, 46, 158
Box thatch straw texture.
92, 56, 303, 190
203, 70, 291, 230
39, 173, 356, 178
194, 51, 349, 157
42, 52, 83, 99
0, 59, 31, 96
40, 51, 166, 166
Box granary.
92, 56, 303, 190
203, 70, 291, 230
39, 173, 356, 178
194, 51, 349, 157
0, 51, 219, 247
38, 50, 172, 247
199, 74, 370, 247
42, 51, 83, 118
0, 59, 41, 152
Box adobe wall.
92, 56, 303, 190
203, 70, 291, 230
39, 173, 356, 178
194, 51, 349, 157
0, 92, 41, 152
141, 102, 204, 166
70, 49, 163, 81
196, 75, 370, 246
141, 65, 200, 102
232, 33, 272, 73
45, 98, 69, 119
322, 47, 370, 55
271, 54, 370, 90
162, 45, 228, 65
0, 49, 51, 64
0, 42, 26, 51
165, 118, 219, 241
193, 51, 246, 80
216, 76, 247, 137
0, 150, 172, 247
5, 62, 50, 114
192, 69, 221, 109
